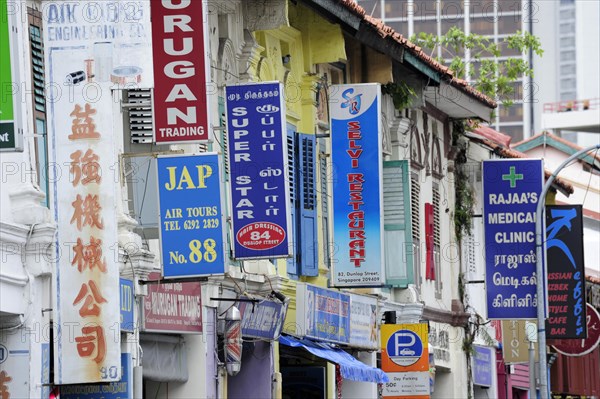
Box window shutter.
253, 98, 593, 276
425, 203, 435, 280
319, 138, 330, 270
410, 171, 422, 286
219, 97, 229, 180
29, 25, 45, 113
286, 125, 298, 275
433, 184, 442, 295
298, 133, 318, 277
383, 160, 414, 287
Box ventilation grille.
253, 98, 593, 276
30, 25, 45, 113
127, 89, 153, 144
410, 174, 420, 241
433, 185, 441, 247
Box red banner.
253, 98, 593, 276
152, 0, 209, 143
142, 273, 202, 333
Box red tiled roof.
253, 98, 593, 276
471, 123, 512, 147
468, 136, 575, 195
336, 0, 497, 108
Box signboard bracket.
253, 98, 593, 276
139, 276, 208, 285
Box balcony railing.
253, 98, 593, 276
543, 98, 599, 113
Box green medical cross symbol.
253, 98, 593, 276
502, 166, 524, 188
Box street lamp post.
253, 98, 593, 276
535, 144, 600, 399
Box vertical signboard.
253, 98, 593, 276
545, 205, 586, 339
225, 82, 292, 259
501, 320, 538, 364
142, 273, 202, 333
483, 159, 544, 319
348, 293, 379, 350
329, 84, 384, 287
296, 283, 350, 344
381, 323, 430, 398
0, 0, 23, 151
49, 87, 121, 384
157, 154, 226, 278
152, 0, 209, 143
43, 0, 154, 385
472, 346, 494, 387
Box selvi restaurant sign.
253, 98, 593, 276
483, 159, 544, 319
329, 83, 384, 287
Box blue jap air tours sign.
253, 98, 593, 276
157, 154, 226, 278
329, 84, 384, 287
483, 159, 544, 319
225, 82, 292, 259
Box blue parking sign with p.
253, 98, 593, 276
386, 330, 423, 366
381, 323, 429, 372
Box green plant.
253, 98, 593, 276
382, 81, 417, 110
452, 121, 474, 242
411, 27, 543, 107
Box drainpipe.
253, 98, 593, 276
534, 144, 600, 399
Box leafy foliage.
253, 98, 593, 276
411, 27, 543, 107
381, 81, 418, 110
452, 121, 474, 242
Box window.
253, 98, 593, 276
497, 14, 521, 33
35, 119, 49, 207
383, 0, 409, 19
470, 17, 495, 35
410, 171, 422, 286
433, 183, 442, 297
439, 1, 463, 20
470, 0, 496, 16
286, 127, 318, 277
559, 22, 575, 35
499, 103, 524, 123
319, 138, 331, 270
560, 50, 576, 61
560, 37, 575, 49
383, 161, 414, 287
28, 8, 48, 207
414, 20, 438, 35
560, 78, 576, 91
560, 64, 576, 76
360, 0, 383, 18
413, 0, 437, 19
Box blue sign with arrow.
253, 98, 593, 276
483, 159, 545, 319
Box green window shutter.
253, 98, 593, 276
383, 160, 414, 287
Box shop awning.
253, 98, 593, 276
279, 335, 389, 383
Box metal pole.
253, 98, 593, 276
529, 340, 536, 397
535, 144, 600, 399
